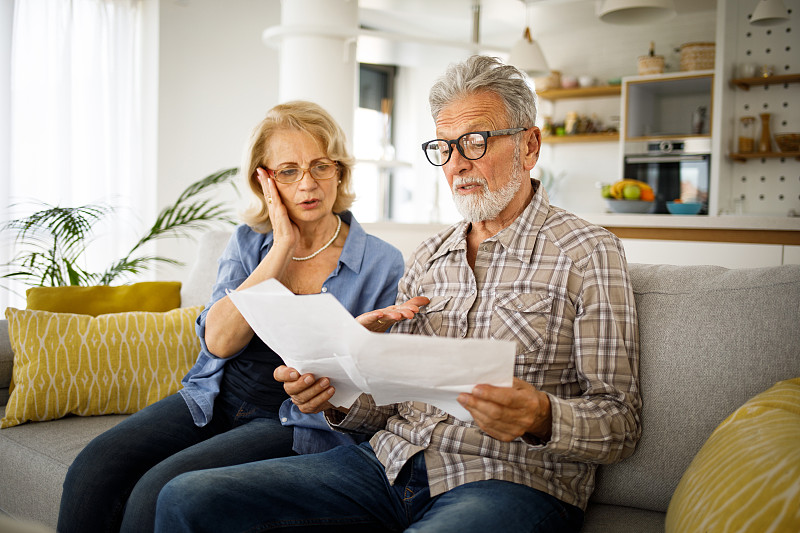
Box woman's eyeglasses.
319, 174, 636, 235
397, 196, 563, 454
264, 161, 339, 184
421, 128, 527, 166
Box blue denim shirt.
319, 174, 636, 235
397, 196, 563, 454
179, 211, 404, 452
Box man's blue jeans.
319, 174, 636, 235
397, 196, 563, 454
57, 390, 294, 533
155, 441, 583, 533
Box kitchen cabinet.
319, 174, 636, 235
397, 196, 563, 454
618, 239, 787, 268
623, 71, 714, 140
537, 85, 621, 144
583, 214, 800, 268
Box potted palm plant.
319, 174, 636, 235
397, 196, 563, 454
1, 167, 239, 290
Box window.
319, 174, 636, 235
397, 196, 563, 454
351, 63, 398, 222
1, 0, 151, 310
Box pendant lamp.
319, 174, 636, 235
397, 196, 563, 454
598, 0, 677, 25
509, 26, 550, 77
750, 0, 790, 26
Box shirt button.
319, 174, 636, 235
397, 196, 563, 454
281, 417, 288, 423
321, 287, 328, 293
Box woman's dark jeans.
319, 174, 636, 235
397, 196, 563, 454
57, 389, 294, 533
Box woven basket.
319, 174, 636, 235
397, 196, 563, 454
680, 42, 715, 71
638, 55, 665, 76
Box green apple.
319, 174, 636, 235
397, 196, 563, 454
622, 184, 641, 200
601, 184, 613, 198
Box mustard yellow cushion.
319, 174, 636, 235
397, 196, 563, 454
25, 281, 182, 316
666, 377, 800, 533
1, 306, 203, 429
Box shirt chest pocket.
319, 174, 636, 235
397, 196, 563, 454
415, 296, 452, 336
490, 293, 553, 355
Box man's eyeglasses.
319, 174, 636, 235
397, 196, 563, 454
263, 161, 339, 184
421, 128, 527, 166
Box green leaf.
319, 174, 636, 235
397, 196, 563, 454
1, 168, 239, 288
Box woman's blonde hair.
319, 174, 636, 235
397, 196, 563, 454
240, 101, 355, 233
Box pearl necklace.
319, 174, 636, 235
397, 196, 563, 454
292, 214, 342, 261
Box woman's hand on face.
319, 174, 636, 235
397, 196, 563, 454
357, 296, 430, 333
257, 168, 299, 251
273, 365, 336, 414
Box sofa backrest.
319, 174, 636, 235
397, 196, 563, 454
180, 231, 234, 308
179, 231, 800, 515
591, 263, 800, 513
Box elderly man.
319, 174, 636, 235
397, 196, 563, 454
154, 55, 641, 533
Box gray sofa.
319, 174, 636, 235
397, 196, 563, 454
1, 229, 799, 532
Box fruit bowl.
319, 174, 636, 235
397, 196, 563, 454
605, 199, 654, 214
666, 201, 703, 215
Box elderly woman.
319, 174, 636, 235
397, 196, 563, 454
58, 101, 417, 533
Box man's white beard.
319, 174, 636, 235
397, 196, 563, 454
451, 149, 525, 223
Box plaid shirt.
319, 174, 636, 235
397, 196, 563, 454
329, 182, 641, 510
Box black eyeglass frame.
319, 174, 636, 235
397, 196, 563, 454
421, 127, 528, 166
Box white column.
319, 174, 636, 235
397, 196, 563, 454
266, 0, 359, 147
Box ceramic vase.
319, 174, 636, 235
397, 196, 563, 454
759, 113, 772, 153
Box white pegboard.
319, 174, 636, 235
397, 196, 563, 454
729, 0, 800, 216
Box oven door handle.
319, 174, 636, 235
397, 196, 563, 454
625, 155, 707, 163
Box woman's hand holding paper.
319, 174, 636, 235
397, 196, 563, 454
273, 365, 341, 414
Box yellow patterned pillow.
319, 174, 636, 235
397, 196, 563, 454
1, 306, 203, 429
666, 377, 800, 533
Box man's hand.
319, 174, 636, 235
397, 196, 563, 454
357, 296, 430, 333
457, 378, 552, 442
273, 365, 338, 414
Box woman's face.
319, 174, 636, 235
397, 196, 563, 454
265, 128, 339, 224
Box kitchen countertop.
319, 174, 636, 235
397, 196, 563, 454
579, 213, 800, 245
580, 213, 800, 231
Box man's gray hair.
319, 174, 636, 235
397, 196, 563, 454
428, 55, 537, 129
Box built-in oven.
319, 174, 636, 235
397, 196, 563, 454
623, 138, 710, 214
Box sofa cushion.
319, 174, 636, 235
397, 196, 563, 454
590, 263, 800, 514
180, 231, 232, 308
665, 377, 800, 532
25, 281, 182, 316
0, 405, 127, 528
1, 306, 203, 428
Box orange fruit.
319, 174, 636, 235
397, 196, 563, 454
640, 189, 654, 202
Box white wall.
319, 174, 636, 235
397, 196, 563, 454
155, 0, 282, 282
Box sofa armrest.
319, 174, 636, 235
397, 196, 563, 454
0, 318, 12, 406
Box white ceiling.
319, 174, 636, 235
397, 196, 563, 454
359, 0, 718, 49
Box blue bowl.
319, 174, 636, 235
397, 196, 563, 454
666, 201, 703, 215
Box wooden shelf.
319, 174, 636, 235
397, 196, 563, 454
729, 151, 800, 162
544, 132, 620, 144
626, 134, 711, 142
729, 73, 800, 90
537, 85, 621, 100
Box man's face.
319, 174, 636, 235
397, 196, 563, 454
435, 91, 527, 223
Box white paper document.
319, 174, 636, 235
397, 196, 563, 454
227, 279, 516, 421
